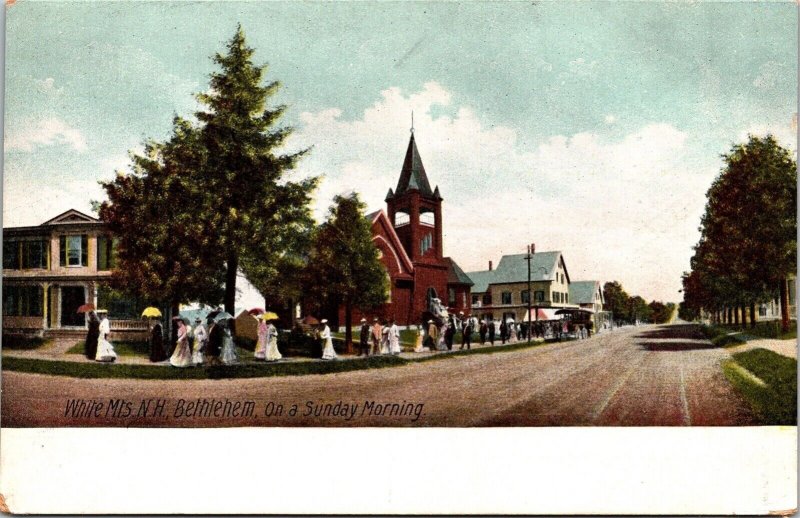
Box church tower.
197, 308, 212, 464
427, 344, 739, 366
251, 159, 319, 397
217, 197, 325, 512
385, 132, 444, 263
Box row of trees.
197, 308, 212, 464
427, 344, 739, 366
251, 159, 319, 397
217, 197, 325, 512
98, 27, 388, 347
679, 136, 796, 331
602, 281, 675, 325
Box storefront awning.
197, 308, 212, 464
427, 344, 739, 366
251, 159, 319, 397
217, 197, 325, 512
519, 308, 561, 321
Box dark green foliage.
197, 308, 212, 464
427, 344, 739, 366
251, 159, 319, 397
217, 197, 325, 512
2, 335, 50, 351
304, 193, 389, 347
194, 26, 318, 315
724, 348, 797, 425
98, 26, 318, 316
683, 135, 796, 330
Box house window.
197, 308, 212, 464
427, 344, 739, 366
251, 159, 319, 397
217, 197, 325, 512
419, 233, 433, 255
501, 292, 512, 305
554, 292, 561, 304
482, 293, 492, 305
472, 294, 480, 306
3, 240, 49, 270
3, 240, 19, 269
449, 287, 456, 306
3, 285, 43, 317
521, 290, 530, 304
60, 235, 88, 267
534, 291, 544, 302
565, 293, 569, 304
97, 236, 117, 271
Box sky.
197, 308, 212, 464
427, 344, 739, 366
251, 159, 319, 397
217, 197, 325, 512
4, 1, 797, 307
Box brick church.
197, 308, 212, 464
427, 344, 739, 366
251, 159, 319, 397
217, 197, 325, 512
337, 131, 473, 327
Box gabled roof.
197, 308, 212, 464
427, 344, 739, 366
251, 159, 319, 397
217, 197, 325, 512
368, 209, 414, 275
466, 251, 567, 292
445, 257, 474, 286
465, 270, 496, 293
569, 281, 602, 305
394, 134, 434, 198
42, 209, 100, 225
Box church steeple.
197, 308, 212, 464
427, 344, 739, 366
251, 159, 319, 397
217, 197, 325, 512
394, 133, 434, 198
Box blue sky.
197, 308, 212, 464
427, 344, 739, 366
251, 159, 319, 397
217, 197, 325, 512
5, 1, 797, 304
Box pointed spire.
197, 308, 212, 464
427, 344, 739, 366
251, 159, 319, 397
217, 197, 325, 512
385, 188, 395, 201
433, 185, 441, 200
395, 133, 434, 197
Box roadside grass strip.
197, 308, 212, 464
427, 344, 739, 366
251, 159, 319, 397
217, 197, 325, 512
1, 338, 552, 380
722, 348, 797, 425
67, 340, 151, 357
699, 325, 747, 348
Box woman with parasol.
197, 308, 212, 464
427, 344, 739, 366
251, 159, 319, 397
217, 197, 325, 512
95, 310, 117, 362
263, 313, 282, 362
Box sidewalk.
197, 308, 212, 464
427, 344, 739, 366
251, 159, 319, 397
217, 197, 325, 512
2, 333, 576, 367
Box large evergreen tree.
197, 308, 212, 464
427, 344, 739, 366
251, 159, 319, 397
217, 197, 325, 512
304, 193, 389, 349
195, 26, 317, 316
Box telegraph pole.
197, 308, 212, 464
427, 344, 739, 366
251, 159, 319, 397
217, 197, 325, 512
525, 243, 535, 344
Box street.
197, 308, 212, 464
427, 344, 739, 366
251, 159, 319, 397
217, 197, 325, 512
2, 324, 757, 427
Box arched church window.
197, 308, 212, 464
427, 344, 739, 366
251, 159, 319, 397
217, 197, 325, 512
420, 233, 433, 255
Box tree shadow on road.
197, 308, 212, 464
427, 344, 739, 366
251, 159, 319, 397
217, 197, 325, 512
638, 341, 720, 352
635, 324, 705, 341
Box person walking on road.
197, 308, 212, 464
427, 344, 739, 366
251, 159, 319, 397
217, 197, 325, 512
479, 320, 488, 345
388, 319, 401, 355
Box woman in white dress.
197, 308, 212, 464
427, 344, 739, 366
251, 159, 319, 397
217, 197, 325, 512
320, 319, 337, 360
254, 318, 268, 360
220, 319, 239, 365
170, 319, 193, 368
380, 322, 390, 354
192, 318, 207, 365
265, 321, 282, 361
388, 319, 401, 355
509, 321, 518, 342
95, 310, 117, 362
436, 322, 448, 351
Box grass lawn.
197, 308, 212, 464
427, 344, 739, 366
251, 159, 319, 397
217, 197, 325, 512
723, 348, 797, 425
699, 325, 746, 348
2, 336, 553, 380
2, 335, 51, 351
719, 320, 797, 340
67, 340, 151, 357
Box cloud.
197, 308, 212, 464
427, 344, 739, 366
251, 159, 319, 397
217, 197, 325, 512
288, 82, 706, 302
6, 117, 88, 152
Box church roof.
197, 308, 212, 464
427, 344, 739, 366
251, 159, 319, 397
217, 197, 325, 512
445, 257, 474, 286
395, 134, 434, 197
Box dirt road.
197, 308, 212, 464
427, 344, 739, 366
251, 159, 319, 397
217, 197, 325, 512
2, 324, 757, 427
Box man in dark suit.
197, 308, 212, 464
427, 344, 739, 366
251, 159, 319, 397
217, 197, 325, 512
358, 318, 370, 356
500, 320, 507, 344
479, 320, 488, 345
445, 315, 456, 350
488, 319, 496, 345
461, 317, 473, 350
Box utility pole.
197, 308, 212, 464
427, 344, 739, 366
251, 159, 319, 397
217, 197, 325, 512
525, 243, 535, 345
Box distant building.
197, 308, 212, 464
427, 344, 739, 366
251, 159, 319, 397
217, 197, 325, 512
466, 251, 577, 323
568, 280, 611, 328
2, 209, 145, 339
335, 132, 472, 328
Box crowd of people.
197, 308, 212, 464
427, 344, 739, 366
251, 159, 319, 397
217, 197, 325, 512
82, 309, 600, 367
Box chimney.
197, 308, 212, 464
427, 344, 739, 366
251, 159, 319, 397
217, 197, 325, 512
489, 260, 493, 271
